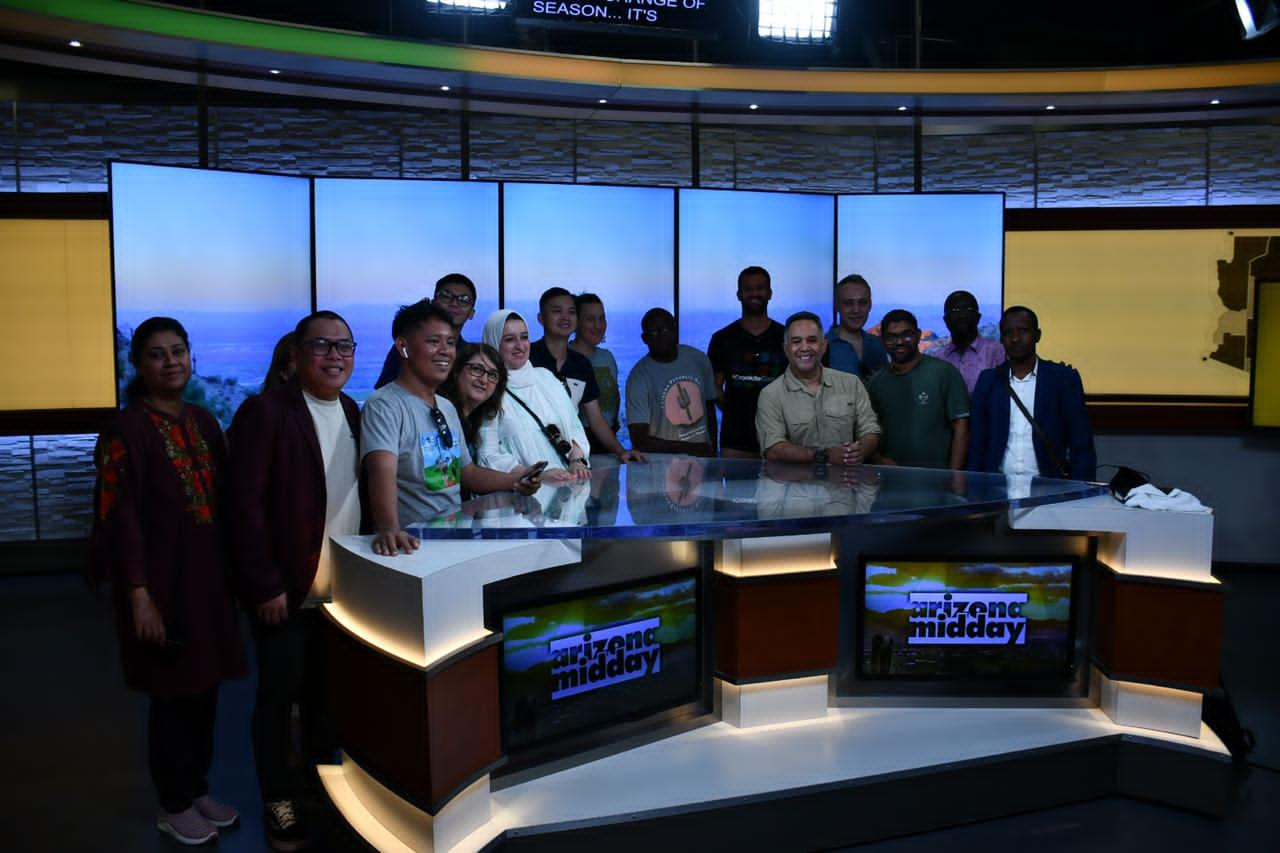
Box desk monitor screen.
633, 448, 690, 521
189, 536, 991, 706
859, 558, 1077, 681
500, 571, 700, 754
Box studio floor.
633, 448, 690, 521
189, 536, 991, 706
2, 565, 1276, 853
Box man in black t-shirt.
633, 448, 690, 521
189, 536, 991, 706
706, 266, 787, 458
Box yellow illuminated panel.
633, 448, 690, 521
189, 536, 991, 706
0, 220, 115, 410
1254, 281, 1280, 427
1006, 229, 1278, 397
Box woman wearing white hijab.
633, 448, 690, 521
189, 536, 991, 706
479, 309, 591, 482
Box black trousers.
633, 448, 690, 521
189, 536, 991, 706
149, 689, 218, 814
251, 608, 331, 803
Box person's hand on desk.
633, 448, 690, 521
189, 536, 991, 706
372, 528, 419, 556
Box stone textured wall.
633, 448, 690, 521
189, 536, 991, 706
3, 99, 1280, 542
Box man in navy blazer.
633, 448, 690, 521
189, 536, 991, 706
230, 309, 366, 851
968, 306, 1096, 481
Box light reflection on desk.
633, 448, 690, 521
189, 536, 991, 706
404, 456, 1106, 541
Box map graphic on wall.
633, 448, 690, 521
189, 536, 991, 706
1210, 235, 1280, 371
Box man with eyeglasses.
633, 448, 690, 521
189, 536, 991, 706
928, 289, 1005, 394
373, 273, 478, 390
824, 274, 888, 382
362, 301, 540, 557
867, 309, 970, 470
228, 309, 365, 851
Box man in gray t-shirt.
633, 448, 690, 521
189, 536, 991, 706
626, 308, 717, 456
361, 381, 471, 525
362, 302, 541, 557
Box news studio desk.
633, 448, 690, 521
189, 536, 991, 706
320, 458, 1229, 853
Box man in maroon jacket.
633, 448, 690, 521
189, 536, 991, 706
230, 309, 364, 852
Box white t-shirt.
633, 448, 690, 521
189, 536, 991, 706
303, 390, 360, 603
1000, 361, 1040, 477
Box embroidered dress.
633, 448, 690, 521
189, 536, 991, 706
90, 402, 246, 698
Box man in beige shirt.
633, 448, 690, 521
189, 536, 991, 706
756, 311, 881, 465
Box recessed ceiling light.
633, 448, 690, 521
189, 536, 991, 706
897, 105, 908, 112
440, 85, 451, 92
68, 39, 82, 48
1210, 98, 1221, 105
597, 98, 608, 104
749, 103, 759, 110
269, 69, 281, 75
1045, 104, 1056, 110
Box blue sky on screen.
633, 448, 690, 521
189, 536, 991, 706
678, 189, 835, 351
502, 182, 675, 322
837, 193, 1004, 321
111, 163, 312, 320
315, 179, 500, 398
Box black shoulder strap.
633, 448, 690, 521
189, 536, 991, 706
1005, 371, 1070, 478
505, 389, 572, 465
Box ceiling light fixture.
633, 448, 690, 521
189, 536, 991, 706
440, 85, 451, 92
269, 69, 281, 75
1210, 98, 1222, 105
1235, 0, 1280, 39
749, 103, 760, 110
758, 0, 837, 44
897, 106, 908, 112
68, 39, 82, 48
1045, 104, 1056, 111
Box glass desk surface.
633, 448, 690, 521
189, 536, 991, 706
405, 456, 1108, 540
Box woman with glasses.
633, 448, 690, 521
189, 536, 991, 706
89, 316, 247, 845
441, 342, 507, 460
479, 309, 591, 483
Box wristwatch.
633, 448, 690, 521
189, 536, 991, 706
813, 448, 827, 464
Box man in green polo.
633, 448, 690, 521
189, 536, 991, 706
755, 311, 881, 466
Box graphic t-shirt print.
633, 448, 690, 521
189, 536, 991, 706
419, 430, 462, 492
662, 379, 708, 443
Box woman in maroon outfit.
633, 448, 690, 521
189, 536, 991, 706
90, 316, 247, 845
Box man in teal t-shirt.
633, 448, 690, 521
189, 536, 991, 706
867, 309, 970, 470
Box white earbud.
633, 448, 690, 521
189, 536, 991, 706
400, 347, 409, 358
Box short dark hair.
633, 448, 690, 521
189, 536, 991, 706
126, 316, 191, 401
392, 299, 454, 340
784, 310, 824, 335
880, 309, 918, 330
575, 292, 603, 312
944, 290, 978, 312
737, 266, 771, 290
294, 309, 351, 343
435, 272, 476, 300
641, 307, 674, 330
539, 286, 574, 314
1002, 305, 1039, 329
836, 273, 871, 293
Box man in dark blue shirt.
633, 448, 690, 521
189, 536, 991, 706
824, 273, 888, 381
373, 273, 477, 389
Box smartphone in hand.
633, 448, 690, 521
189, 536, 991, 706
521, 460, 549, 481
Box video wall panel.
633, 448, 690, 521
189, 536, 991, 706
837, 193, 1004, 345
678, 188, 835, 353
503, 182, 675, 389
110, 163, 313, 424
315, 178, 500, 400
